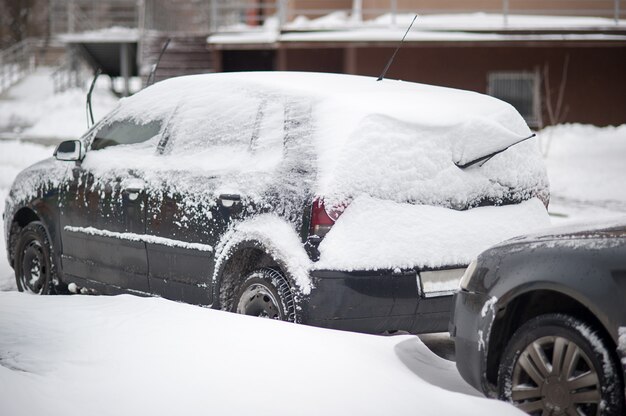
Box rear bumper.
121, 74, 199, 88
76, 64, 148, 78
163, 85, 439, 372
300, 268, 453, 334
450, 289, 493, 395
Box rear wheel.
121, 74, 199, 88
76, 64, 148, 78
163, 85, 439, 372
233, 268, 295, 322
498, 313, 623, 416
14, 222, 56, 295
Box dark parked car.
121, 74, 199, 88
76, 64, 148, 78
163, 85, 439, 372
5, 72, 550, 334
451, 221, 626, 415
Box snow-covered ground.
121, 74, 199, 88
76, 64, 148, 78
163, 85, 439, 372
0, 292, 524, 416
540, 124, 626, 224
0, 68, 118, 142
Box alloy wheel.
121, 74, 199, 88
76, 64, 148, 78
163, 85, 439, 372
510, 335, 601, 415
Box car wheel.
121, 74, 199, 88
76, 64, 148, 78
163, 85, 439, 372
14, 222, 56, 295
233, 268, 295, 322
498, 313, 623, 416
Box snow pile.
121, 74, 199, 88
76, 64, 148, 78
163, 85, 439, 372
0, 292, 524, 416
316, 196, 550, 271
58, 27, 140, 43
210, 12, 626, 44
541, 124, 626, 223
0, 68, 119, 141
284, 12, 626, 31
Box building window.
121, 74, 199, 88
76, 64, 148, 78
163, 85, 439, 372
487, 71, 541, 128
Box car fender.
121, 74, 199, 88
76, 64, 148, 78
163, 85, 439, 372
494, 278, 618, 344
212, 214, 313, 305
5, 195, 62, 273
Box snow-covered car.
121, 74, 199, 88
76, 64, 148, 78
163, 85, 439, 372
4, 72, 549, 334
451, 220, 626, 415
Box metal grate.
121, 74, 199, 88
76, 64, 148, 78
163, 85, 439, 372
488, 71, 542, 128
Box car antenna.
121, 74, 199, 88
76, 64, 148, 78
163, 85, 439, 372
86, 68, 102, 129
377, 14, 418, 82
146, 38, 171, 87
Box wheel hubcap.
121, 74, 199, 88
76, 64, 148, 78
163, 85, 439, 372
236, 284, 282, 320
511, 335, 601, 415
21, 241, 46, 294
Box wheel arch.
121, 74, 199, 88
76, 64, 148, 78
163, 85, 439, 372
7, 206, 43, 267
213, 240, 289, 312
486, 285, 618, 387
211, 215, 313, 314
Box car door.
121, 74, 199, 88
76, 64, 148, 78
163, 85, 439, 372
143, 89, 280, 305
59, 117, 163, 294
144, 175, 227, 305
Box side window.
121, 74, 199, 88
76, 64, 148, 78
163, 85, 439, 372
251, 100, 285, 152
91, 119, 162, 151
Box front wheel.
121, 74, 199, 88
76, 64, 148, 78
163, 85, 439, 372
233, 268, 295, 322
14, 222, 56, 295
498, 313, 623, 416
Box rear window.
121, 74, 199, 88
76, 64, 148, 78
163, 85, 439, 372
91, 119, 162, 151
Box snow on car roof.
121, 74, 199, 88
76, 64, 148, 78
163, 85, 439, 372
120, 71, 530, 152
107, 71, 546, 209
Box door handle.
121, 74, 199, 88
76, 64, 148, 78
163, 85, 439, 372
219, 194, 241, 208
122, 179, 145, 201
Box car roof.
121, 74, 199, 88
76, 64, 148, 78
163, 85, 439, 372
102, 72, 547, 209
118, 71, 532, 165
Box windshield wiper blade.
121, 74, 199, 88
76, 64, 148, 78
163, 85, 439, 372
456, 133, 536, 169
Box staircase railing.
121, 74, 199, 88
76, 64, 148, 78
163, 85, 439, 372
0, 39, 38, 95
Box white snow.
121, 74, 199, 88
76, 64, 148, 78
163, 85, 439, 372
64, 226, 214, 252
0, 68, 119, 142
619, 327, 626, 365
214, 214, 313, 294
209, 12, 626, 44
540, 124, 626, 224
58, 27, 140, 43
481, 296, 498, 318
278, 31, 626, 44
315, 196, 550, 271
109, 72, 547, 209
0, 292, 525, 416
284, 12, 626, 31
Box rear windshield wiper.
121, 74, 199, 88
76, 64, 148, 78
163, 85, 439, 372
456, 133, 536, 169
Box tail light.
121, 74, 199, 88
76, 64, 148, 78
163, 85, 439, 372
309, 198, 346, 239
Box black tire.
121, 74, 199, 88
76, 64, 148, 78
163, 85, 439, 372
233, 268, 296, 322
14, 222, 56, 295
498, 313, 623, 416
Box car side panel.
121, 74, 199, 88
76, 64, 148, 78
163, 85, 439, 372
59, 165, 149, 293
145, 183, 227, 305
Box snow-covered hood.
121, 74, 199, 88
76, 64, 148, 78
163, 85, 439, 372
494, 217, 626, 250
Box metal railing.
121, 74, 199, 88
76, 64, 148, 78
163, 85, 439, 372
50, 0, 138, 34
208, 0, 625, 32
47, 0, 625, 38
51, 53, 93, 94
0, 39, 37, 95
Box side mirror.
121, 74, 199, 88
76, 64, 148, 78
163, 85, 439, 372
54, 140, 85, 161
